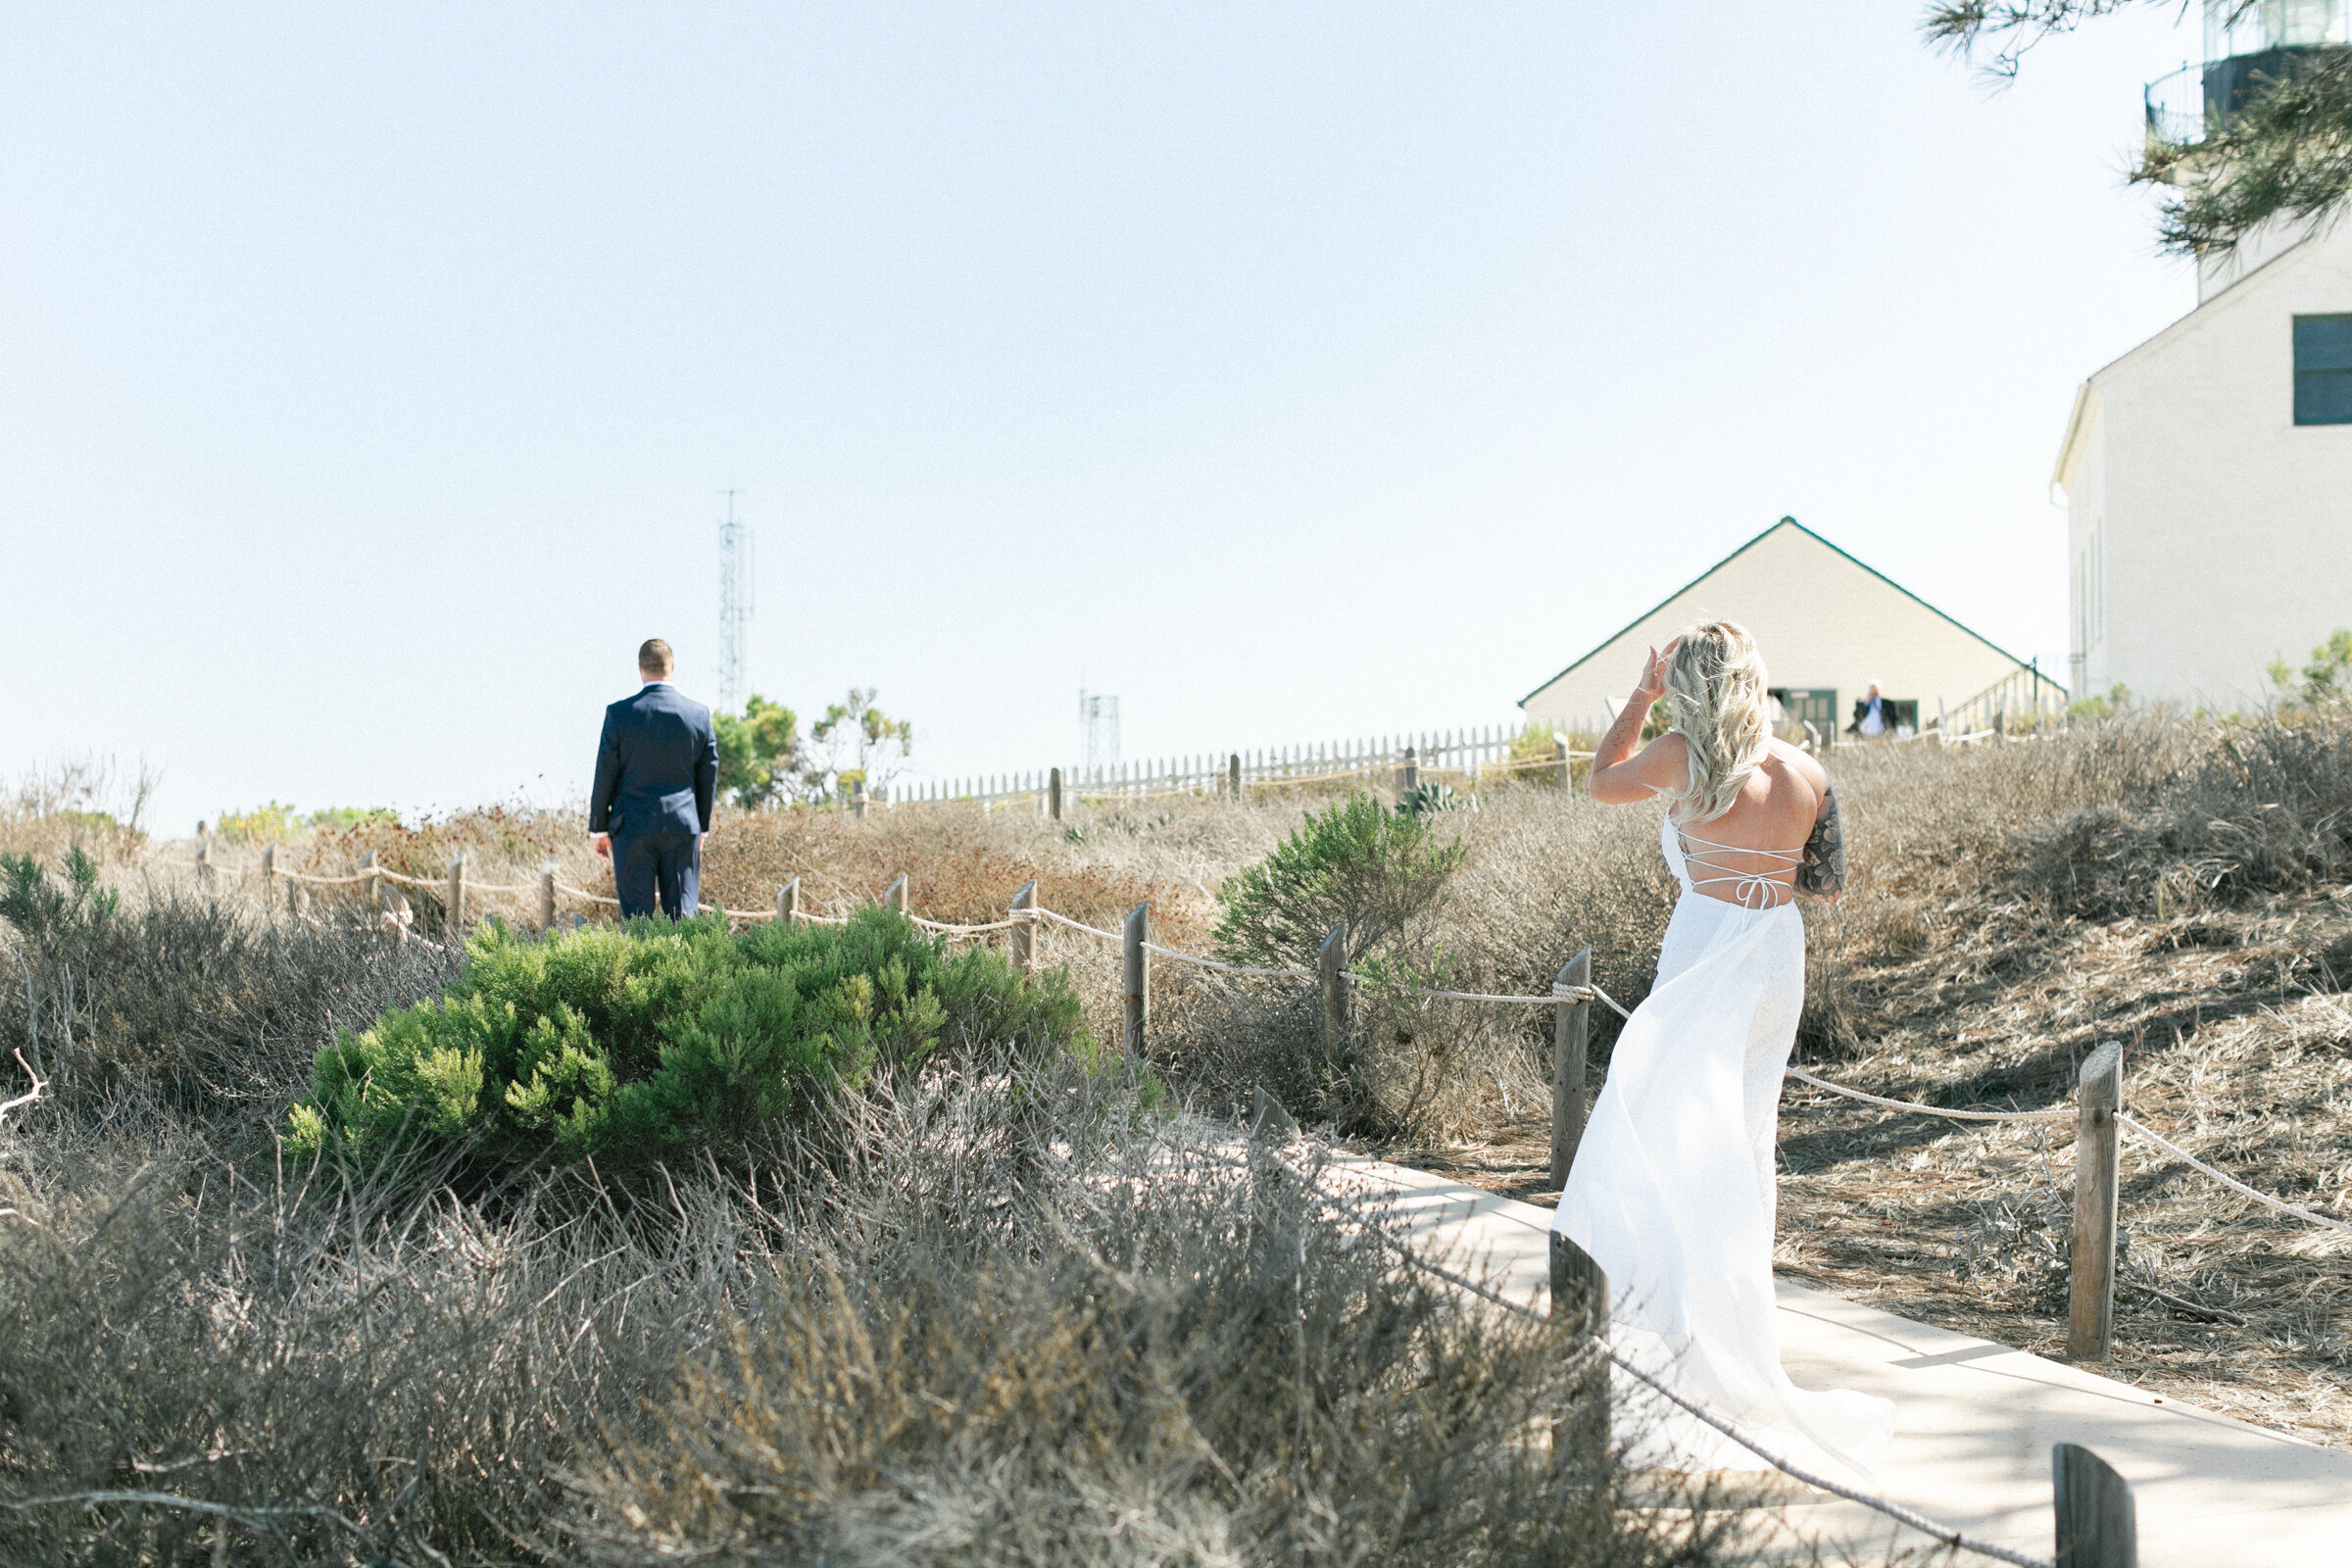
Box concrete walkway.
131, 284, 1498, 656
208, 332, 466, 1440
1339, 1152, 2352, 1567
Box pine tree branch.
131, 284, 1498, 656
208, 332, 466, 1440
2136, 50, 2352, 254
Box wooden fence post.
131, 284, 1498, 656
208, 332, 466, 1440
1396, 746, 1418, 801
1548, 1231, 1610, 1471
1049, 767, 1063, 822
777, 876, 799, 925
446, 855, 466, 935
2053, 1443, 2137, 1567
1122, 901, 1150, 1060
262, 843, 276, 892
539, 858, 558, 933
1551, 947, 1593, 1188
852, 778, 868, 819
364, 850, 382, 914
2070, 1041, 2124, 1361
1555, 736, 1573, 791
1010, 879, 1038, 973
883, 874, 907, 915
196, 828, 213, 889
1318, 922, 1349, 1065
1228, 753, 1242, 802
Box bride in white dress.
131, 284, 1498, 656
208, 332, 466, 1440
1550, 621, 1894, 1481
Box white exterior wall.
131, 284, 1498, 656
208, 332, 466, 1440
1522, 521, 2039, 734
2058, 226, 2352, 711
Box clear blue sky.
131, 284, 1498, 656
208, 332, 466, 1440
3, 3, 2200, 832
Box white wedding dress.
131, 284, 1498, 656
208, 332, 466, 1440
1550, 812, 1894, 1480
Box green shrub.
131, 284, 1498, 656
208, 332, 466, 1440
213, 802, 302, 844
1213, 793, 1464, 969
305, 805, 401, 831
287, 907, 1089, 1168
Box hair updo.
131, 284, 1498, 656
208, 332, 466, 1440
1662, 620, 1770, 823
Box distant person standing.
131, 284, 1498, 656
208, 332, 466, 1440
1848, 681, 1890, 740
588, 639, 718, 920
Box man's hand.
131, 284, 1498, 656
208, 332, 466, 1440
592, 833, 612, 861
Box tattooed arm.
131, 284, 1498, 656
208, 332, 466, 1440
1794, 784, 1844, 900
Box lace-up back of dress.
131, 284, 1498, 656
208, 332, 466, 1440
1671, 818, 1803, 910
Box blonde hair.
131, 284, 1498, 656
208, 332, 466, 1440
1662, 620, 1770, 823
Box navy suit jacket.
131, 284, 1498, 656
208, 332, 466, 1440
588, 683, 719, 837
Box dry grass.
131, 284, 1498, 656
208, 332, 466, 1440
16, 710, 2351, 1480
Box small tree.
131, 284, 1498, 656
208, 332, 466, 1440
1213, 793, 1466, 969
808, 689, 914, 803
715, 696, 802, 809
2270, 630, 2352, 710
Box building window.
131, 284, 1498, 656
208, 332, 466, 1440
2294, 315, 2352, 425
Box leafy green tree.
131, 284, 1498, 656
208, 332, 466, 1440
809, 688, 914, 803
1926, 1, 2352, 254
2270, 629, 2352, 708
715, 695, 802, 808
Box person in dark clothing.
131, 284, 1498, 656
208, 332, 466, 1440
587, 639, 719, 919
1847, 682, 1891, 740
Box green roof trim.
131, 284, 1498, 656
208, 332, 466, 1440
1517, 516, 2065, 709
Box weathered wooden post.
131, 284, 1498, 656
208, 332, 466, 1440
363, 850, 382, 913
2053, 1443, 2137, 1568
776, 876, 799, 925
538, 858, 558, 933
1555, 735, 1573, 791
1400, 746, 1419, 796
262, 843, 276, 889
1009, 879, 1038, 974
1049, 767, 1063, 822
1548, 1231, 1611, 1471
2070, 1041, 2124, 1361
852, 778, 868, 819
1551, 948, 1593, 1187
1228, 753, 1242, 802
196, 826, 214, 889
446, 855, 466, 935
883, 874, 908, 915
1121, 901, 1150, 1059
1318, 922, 1348, 1065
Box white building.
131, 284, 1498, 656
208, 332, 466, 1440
2060, 11, 2352, 710
1520, 517, 2061, 743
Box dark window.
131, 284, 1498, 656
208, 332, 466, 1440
2295, 315, 2352, 425
1769, 687, 1838, 748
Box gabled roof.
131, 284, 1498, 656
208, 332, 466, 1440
1519, 516, 2047, 708
2053, 220, 2333, 486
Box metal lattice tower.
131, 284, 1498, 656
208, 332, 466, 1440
717, 491, 754, 712
1079, 688, 1120, 775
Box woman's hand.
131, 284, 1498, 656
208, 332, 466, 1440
1632, 638, 1680, 706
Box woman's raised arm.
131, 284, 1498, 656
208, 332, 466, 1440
1588, 640, 1689, 805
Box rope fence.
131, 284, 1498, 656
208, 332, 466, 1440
128, 848, 2352, 1255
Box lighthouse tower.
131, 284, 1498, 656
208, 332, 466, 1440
2142, 0, 2352, 299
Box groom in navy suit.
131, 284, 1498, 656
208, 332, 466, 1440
588, 639, 719, 920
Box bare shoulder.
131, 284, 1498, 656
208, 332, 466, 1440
1765, 738, 1829, 798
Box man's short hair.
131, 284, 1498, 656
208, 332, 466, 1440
639, 639, 674, 675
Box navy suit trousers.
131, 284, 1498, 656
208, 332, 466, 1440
612, 831, 700, 920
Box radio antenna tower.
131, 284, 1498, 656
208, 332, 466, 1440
717, 490, 754, 713
1078, 685, 1120, 775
